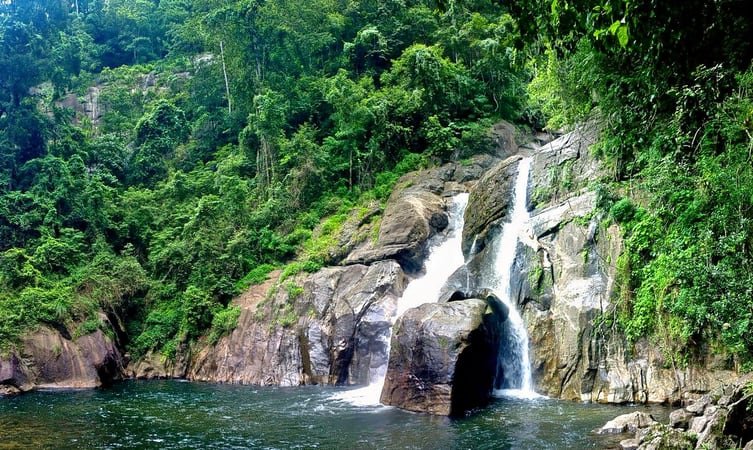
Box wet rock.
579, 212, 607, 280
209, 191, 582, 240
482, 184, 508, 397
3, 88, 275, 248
380, 299, 503, 416
461, 155, 521, 258
1, 325, 123, 393
620, 438, 642, 450
513, 124, 737, 404
183, 155, 499, 390
596, 412, 657, 434
669, 408, 694, 429
441, 287, 508, 312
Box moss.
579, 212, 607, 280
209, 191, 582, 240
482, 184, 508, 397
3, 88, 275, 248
370, 216, 382, 244
276, 304, 298, 328
528, 259, 544, 293
285, 282, 304, 300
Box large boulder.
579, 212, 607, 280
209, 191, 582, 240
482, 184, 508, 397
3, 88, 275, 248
461, 155, 522, 258
596, 411, 658, 434
1, 324, 123, 394
380, 298, 504, 416
0, 354, 32, 395
488, 120, 520, 158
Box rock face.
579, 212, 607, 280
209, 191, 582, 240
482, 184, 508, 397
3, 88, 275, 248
596, 411, 658, 434
380, 298, 504, 416
188, 261, 406, 386
346, 156, 497, 272
460, 155, 521, 257
494, 124, 738, 404
126, 350, 189, 380
58, 86, 102, 125
0, 324, 123, 395
437, 123, 737, 405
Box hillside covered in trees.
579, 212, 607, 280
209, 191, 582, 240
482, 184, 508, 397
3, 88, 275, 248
1, 0, 752, 374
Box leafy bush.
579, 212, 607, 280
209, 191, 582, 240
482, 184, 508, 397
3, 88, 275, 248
235, 264, 278, 292
208, 305, 241, 345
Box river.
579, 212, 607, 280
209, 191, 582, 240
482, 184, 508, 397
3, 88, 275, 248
0, 380, 668, 449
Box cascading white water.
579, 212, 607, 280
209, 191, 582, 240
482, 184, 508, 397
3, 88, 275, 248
489, 157, 539, 399
332, 193, 469, 406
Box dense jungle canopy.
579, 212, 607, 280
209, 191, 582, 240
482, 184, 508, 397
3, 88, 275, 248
1, 0, 752, 369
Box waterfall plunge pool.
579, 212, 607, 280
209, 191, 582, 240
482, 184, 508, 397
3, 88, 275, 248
0, 380, 669, 449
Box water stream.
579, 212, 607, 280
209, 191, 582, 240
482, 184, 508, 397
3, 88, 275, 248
487, 157, 538, 398
331, 193, 469, 406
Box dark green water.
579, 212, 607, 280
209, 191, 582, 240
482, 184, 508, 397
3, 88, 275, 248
0, 381, 667, 449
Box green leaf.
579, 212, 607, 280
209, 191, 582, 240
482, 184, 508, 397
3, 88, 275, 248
617, 24, 629, 48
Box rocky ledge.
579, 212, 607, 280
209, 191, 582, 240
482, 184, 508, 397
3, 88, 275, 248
597, 374, 753, 449
0, 321, 123, 396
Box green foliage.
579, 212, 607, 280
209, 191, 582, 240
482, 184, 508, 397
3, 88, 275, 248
235, 264, 277, 292
276, 303, 298, 328
506, 0, 753, 367
0, 0, 532, 359
208, 304, 241, 345
280, 260, 322, 282
608, 199, 636, 224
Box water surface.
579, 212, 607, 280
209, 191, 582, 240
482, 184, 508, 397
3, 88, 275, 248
0, 380, 668, 449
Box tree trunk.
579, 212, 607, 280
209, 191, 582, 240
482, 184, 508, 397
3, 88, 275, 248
220, 41, 232, 114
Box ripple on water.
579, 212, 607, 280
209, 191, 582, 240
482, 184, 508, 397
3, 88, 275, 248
0, 380, 669, 449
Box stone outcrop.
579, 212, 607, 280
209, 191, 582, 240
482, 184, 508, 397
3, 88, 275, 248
484, 124, 736, 404
596, 411, 658, 434
605, 374, 753, 449
0, 323, 123, 395
460, 155, 521, 257
58, 86, 102, 125
126, 350, 189, 380
188, 261, 406, 386
380, 298, 504, 416
444, 123, 737, 405
346, 156, 497, 272
488, 120, 520, 159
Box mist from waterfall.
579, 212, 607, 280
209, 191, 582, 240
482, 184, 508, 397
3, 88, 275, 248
332, 193, 469, 406
488, 158, 539, 399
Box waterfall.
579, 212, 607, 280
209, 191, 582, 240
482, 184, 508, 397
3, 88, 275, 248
489, 157, 539, 399
332, 193, 469, 406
